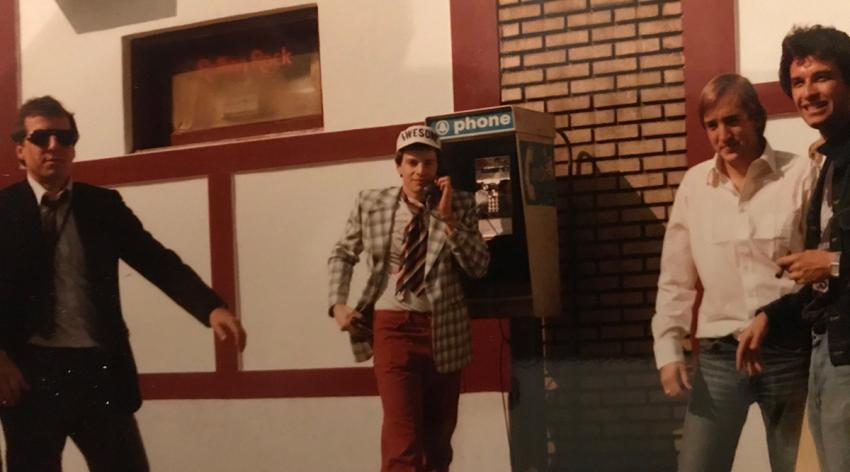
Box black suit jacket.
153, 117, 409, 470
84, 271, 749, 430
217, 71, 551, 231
0, 180, 224, 412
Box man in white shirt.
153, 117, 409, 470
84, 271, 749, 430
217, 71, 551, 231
651, 74, 813, 472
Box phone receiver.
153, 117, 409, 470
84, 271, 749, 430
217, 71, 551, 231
424, 182, 442, 210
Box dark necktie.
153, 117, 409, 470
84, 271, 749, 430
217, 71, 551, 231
396, 195, 428, 298
41, 193, 68, 242
38, 191, 70, 336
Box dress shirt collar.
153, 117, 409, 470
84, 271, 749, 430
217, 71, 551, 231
809, 137, 827, 168
399, 189, 426, 210
706, 141, 779, 187
27, 174, 73, 206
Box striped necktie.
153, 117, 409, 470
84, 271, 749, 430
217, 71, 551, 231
396, 194, 428, 298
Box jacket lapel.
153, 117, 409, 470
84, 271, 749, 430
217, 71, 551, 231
366, 188, 402, 268
68, 184, 99, 269
12, 181, 42, 241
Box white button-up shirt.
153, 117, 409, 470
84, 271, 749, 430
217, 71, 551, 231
652, 143, 815, 369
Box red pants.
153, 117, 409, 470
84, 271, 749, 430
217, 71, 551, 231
372, 310, 462, 472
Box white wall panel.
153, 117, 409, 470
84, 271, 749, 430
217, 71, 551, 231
115, 178, 216, 373
738, 0, 850, 83
319, 1, 454, 132
235, 159, 402, 370
764, 115, 822, 157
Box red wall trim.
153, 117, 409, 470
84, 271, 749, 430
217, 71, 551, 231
682, 0, 736, 167
449, 0, 501, 111
465, 318, 512, 394
208, 173, 239, 373
71, 125, 406, 187
756, 81, 797, 116
0, 0, 19, 178
141, 368, 378, 399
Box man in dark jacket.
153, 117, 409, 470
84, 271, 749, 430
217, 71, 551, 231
0, 96, 246, 471
738, 25, 850, 472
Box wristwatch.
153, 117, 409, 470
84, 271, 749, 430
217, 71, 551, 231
830, 252, 841, 278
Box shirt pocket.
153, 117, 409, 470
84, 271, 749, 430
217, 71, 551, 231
751, 213, 788, 263
708, 210, 745, 243
710, 210, 791, 262
769, 210, 798, 257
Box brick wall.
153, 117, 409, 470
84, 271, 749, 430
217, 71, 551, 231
498, 1, 687, 470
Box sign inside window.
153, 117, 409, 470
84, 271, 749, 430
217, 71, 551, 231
171, 47, 322, 135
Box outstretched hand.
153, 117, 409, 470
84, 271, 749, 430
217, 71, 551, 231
210, 307, 247, 352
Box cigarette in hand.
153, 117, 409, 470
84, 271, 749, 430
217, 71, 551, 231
775, 251, 791, 278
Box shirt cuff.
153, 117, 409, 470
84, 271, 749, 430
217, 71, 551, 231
653, 338, 685, 370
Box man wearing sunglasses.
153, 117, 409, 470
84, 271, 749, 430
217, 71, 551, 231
0, 95, 246, 471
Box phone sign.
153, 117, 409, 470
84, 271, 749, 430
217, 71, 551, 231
429, 110, 515, 139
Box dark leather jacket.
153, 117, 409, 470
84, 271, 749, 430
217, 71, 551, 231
762, 131, 850, 365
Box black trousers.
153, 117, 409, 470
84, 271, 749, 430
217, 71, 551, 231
0, 346, 149, 472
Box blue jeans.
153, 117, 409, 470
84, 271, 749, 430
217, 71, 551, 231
677, 338, 809, 472
809, 331, 850, 472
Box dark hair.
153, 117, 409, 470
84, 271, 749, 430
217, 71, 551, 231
698, 73, 767, 136
779, 25, 850, 97
10, 95, 78, 144
394, 143, 440, 166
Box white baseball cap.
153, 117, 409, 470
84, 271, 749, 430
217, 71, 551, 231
396, 125, 441, 152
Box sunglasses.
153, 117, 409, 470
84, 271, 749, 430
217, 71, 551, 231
24, 129, 78, 147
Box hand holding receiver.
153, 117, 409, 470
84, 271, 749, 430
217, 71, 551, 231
431, 176, 460, 234
423, 181, 442, 211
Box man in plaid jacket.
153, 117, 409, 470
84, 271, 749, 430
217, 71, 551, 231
328, 124, 489, 472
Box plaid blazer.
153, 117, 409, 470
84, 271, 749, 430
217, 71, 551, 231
328, 186, 490, 373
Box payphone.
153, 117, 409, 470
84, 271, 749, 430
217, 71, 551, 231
426, 105, 561, 318
427, 105, 558, 470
